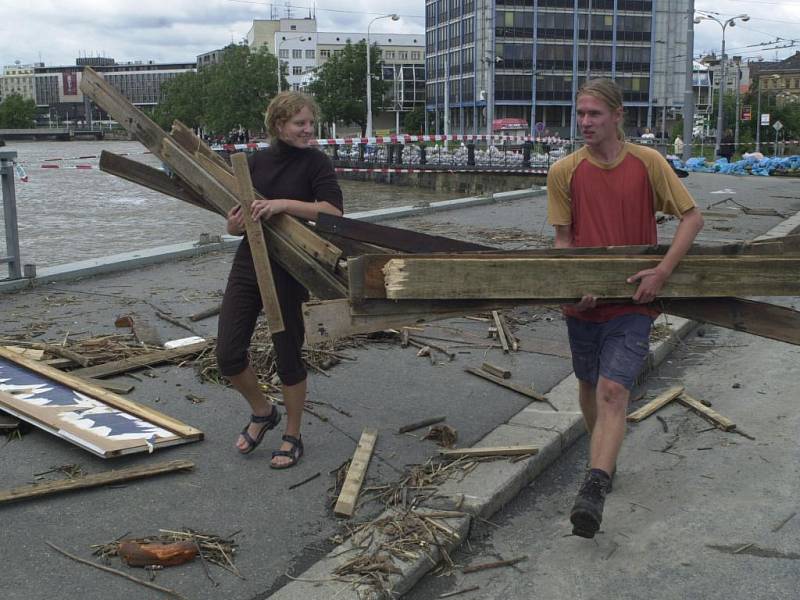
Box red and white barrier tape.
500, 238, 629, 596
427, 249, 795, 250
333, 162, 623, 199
334, 166, 548, 175
213, 134, 567, 151
40, 163, 94, 169
42, 150, 152, 163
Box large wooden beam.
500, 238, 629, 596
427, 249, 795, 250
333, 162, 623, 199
98, 151, 219, 214
315, 213, 494, 253
334, 428, 378, 518
379, 256, 800, 300
230, 152, 285, 333
81, 68, 345, 299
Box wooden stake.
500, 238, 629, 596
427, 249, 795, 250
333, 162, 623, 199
462, 555, 528, 573
465, 367, 551, 406
0, 460, 194, 505
627, 386, 685, 423
492, 311, 510, 353
440, 447, 538, 458
230, 152, 285, 333
677, 393, 736, 431
497, 313, 519, 351
334, 428, 378, 518
481, 362, 511, 379
398, 415, 446, 434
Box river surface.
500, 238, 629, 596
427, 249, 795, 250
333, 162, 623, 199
2, 140, 462, 268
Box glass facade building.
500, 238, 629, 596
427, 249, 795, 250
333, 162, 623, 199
425, 0, 689, 137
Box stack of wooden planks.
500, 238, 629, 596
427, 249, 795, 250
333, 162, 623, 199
79, 66, 800, 348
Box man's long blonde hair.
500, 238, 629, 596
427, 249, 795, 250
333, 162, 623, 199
577, 78, 626, 141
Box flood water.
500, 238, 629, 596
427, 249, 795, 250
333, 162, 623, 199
2, 140, 463, 268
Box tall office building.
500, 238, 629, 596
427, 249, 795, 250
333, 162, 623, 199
425, 0, 690, 137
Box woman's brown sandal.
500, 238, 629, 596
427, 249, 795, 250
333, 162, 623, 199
270, 434, 303, 469
238, 405, 281, 455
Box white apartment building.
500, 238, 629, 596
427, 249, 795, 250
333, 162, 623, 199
0, 63, 38, 103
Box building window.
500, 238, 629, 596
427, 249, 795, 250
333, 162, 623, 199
320, 49, 331, 58
290, 25, 297, 30
279, 49, 289, 59
399, 51, 408, 60
292, 49, 302, 59
305, 49, 315, 59
411, 51, 420, 60
385, 51, 395, 59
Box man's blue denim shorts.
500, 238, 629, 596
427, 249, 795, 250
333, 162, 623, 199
566, 313, 653, 390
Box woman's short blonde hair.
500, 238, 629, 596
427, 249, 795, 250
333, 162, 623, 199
264, 91, 320, 140
577, 78, 626, 141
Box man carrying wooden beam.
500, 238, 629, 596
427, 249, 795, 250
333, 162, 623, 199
547, 79, 704, 538
217, 91, 343, 468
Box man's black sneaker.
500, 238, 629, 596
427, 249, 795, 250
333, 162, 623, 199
570, 469, 611, 539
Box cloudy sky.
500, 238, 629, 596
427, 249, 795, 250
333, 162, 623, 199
0, 1, 798, 68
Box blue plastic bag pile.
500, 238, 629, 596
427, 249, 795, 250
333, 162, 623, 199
670, 155, 800, 176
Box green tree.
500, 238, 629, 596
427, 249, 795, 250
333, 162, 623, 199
0, 94, 37, 128
403, 105, 425, 134
152, 70, 206, 130
204, 44, 280, 134
152, 44, 280, 134
307, 41, 389, 135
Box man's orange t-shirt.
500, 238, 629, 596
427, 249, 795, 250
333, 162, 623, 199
547, 142, 696, 322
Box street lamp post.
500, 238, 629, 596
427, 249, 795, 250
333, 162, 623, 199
366, 13, 399, 138
694, 12, 749, 158
277, 35, 308, 93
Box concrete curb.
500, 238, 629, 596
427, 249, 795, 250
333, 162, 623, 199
268, 314, 695, 600
0, 188, 546, 294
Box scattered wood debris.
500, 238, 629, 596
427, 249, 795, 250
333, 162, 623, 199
439, 446, 538, 459
423, 425, 458, 448
118, 540, 198, 568
481, 362, 511, 379
627, 386, 685, 422
92, 528, 241, 580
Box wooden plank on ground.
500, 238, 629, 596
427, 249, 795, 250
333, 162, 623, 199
0, 460, 194, 505
69, 342, 208, 380
0, 347, 203, 440
380, 256, 800, 300
464, 367, 550, 405
79, 378, 135, 395
230, 152, 285, 333
677, 392, 736, 431
3, 346, 45, 361
398, 415, 446, 434
439, 446, 539, 458
334, 428, 378, 518
627, 386, 685, 422
492, 311, 510, 353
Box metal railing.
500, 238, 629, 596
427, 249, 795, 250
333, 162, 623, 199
0, 150, 22, 280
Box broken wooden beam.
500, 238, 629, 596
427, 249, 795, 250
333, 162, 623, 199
439, 446, 538, 458
189, 304, 221, 322
379, 256, 800, 300
230, 152, 285, 333
98, 151, 218, 214
0, 460, 194, 505
334, 428, 378, 518
677, 392, 736, 432
69, 341, 208, 380
315, 213, 494, 253
627, 386, 685, 423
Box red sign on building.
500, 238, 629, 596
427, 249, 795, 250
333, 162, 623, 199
741, 105, 752, 121
62, 71, 78, 97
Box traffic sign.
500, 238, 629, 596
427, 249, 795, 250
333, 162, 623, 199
761, 113, 770, 126
773, 120, 783, 131
535, 121, 545, 134
741, 105, 751, 121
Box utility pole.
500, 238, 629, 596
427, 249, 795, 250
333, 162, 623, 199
734, 58, 741, 154
682, 0, 695, 162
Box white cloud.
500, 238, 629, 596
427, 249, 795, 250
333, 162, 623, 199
0, 1, 795, 68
